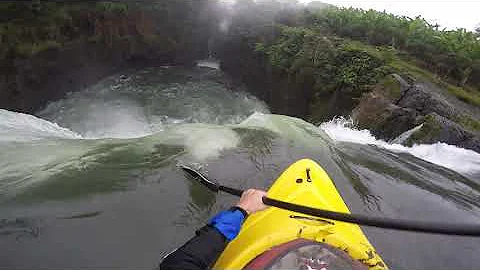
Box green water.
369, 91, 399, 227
1, 66, 479, 269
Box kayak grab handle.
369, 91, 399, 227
306, 168, 312, 182
180, 165, 480, 236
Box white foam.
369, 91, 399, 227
196, 59, 220, 70
176, 125, 240, 160
320, 117, 480, 174
79, 101, 154, 139
0, 109, 82, 142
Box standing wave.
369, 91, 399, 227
0, 109, 81, 142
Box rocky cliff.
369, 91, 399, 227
353, 74, 480, 152
2, 1, 479, 153
0, 1, 215, 114
0, 37, 203, 114
216, 29, 480, 153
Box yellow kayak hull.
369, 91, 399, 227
214, 159, 387, 269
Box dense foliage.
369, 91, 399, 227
1, 0, 479, 109
3, 1, 478, 91
305, 7, 480, 88
216, 0, 479, 112
0, 1, 216, 59
0, 1, 223, 114
255, 26, 387, 95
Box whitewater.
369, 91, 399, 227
321, 118, 480, 176
1, 66, 480, 270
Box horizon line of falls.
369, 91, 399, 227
1, 64, 480, 270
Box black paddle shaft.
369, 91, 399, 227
218, 185, 243, 197
180, 165, 480, 236
262, 197, 480, 236
181, 165, 244, 197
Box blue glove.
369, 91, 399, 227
209, 207, 248, 241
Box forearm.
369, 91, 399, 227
159, 207, 247, 270
159, 225, 227, 270
159, 189, 267, 269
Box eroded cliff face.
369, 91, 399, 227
218, 50, 314, 118
218, 38, 480, 153
0, 1, 215, 114
0, 38, 202, 114
216, 32, 378, 122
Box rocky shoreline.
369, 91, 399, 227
219, 49, 480, 153
1, 2, 478, 154
353, 74, 480, 152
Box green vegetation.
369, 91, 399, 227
4, 1, 478, 94
304, 7, 480, 105
256, 26, 387, 96
375, 75, 401, 101
0, 1, 215, 58
14, 40, 62, 57
383, 54, 480, 106
2, 0, 479, 116
455, 115, 480, 132
447, 86, 480, 107
218, 0, 479, 108
405, 113, 480, 145
0, 2, 69, 57
305, 7, 480, 89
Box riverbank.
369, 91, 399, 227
1, 1, 479, 152
0, 1, 215, 114
214, 3, 480, 152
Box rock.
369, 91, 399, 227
396, 82, 456, 119
352, 74, 480, 153
352, 91, 419, 140
0, 38, 205, 115
219, 44, 314, 118
405, 113, 480, 153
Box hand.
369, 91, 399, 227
236, 189, 268, 215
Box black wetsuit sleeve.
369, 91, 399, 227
159, 225, 228, 270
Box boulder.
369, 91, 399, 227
352, 74, 480, 153
352, 91, 419, 140
396, 82, 456, 119
405, 113, 480, 153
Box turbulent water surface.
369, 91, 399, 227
1, 66, 480, 270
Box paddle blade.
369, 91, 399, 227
179, 165, 220, 193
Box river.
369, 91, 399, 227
1, 66, 480, 269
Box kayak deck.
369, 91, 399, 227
213, 159, 387, 269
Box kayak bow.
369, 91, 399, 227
213, 159, 387, 269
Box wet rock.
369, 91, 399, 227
352, 91, 419, 140
352, 74, 480, 153
0, 39, 204, 114
396, 82, 456, 119
406, 113, 480, 153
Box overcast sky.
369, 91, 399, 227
299, 0, 479, 30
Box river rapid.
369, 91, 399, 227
1, 66, 480, 269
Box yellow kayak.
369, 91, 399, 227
214, 159, 387, 269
